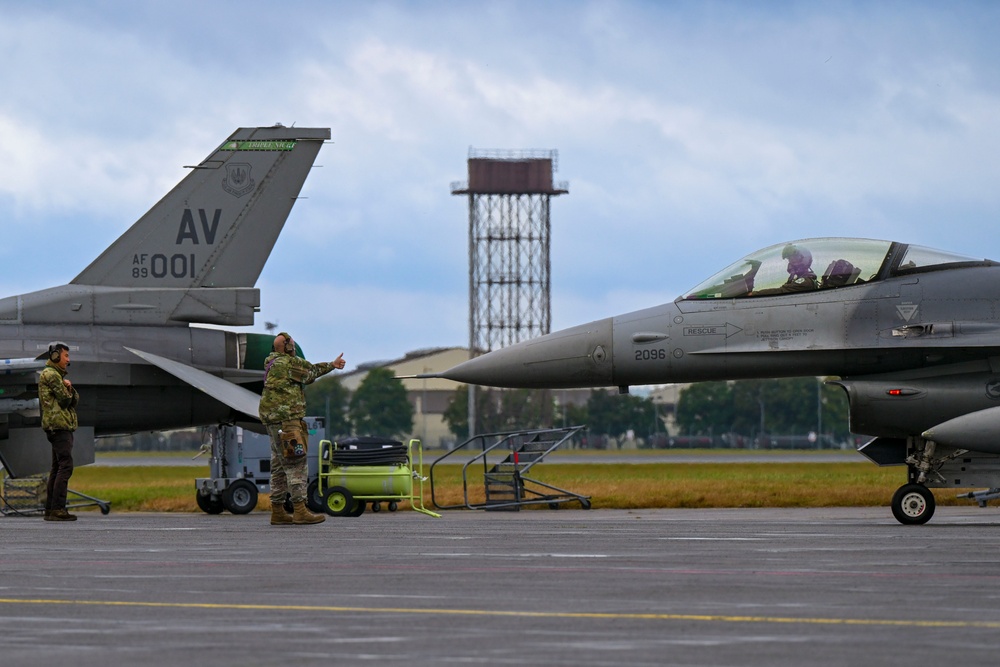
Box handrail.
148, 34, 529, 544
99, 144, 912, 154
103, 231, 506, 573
429, 426, 586, 510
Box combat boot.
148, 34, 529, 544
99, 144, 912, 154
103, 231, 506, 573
270, 501, 293, 526
292, 501, 325, 525
48, 509, 77, 522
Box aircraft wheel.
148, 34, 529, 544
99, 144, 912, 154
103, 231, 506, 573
222, 479, 258, 515
891, 483, 935, 525
196, 492, 224, 515
323, 486, 354, 517
306, 480, 324, 514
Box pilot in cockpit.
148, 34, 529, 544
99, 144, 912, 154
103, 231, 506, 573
751, 244, 819, 295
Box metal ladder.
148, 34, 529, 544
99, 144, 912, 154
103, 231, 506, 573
430, 426, 591, 511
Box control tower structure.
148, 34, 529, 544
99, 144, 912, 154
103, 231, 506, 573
451, 149, 568, 356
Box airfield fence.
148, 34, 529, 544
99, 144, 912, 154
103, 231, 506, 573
643, 433, 850, 450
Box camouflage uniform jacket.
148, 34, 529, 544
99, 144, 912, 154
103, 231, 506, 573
258, 352, 336, 425
38, 361, 79, 432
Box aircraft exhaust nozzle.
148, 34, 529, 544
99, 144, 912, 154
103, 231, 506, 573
436, 318, 615, 389
922, 405, 1000, 455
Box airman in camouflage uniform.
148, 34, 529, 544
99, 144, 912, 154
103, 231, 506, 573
38, 342, 80, 521
259, 332, 345, 525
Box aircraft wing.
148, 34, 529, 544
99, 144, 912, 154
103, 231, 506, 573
124, 348, 261, 421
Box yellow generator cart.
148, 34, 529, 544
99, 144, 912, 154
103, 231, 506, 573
317, 437, 439, 518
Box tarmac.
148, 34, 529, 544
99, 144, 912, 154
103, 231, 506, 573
2, 505, 1000, 666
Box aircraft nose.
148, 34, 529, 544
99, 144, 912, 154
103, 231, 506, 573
435, 317, 615, 388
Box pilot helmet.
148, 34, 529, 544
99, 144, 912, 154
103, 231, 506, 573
781, 244, 812, 270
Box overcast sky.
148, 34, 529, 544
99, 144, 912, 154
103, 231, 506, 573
3, 1, 1000, 369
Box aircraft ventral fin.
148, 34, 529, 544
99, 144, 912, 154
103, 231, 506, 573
0, 427, 95, 479
124, 347, 261, 421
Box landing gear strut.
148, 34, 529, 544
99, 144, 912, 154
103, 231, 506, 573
889, 437, 967, 525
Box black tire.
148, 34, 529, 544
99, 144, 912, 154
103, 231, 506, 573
306, 480, 324, 514
282, 493, 293, 515
323, 486, 354, 517
196, 492, 224, 515
388, 501, 398, 512
222, 479, 259, 515
347, 500, 366, 517
891, 483, 935, 525
580, 498, 592, 510
371, 502, 381, 513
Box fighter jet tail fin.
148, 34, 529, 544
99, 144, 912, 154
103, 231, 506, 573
71, 126, 330, 289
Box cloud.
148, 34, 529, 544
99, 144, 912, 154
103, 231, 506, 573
4, 1, 1000, 368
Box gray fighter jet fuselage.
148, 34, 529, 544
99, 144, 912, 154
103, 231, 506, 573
433, 237, 1000, 524
0, 126, 330, 478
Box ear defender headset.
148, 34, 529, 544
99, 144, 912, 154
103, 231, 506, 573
48, 342, 68, 363
277, 332, 295, 354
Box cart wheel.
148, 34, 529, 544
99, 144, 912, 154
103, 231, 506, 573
323, 486, 354, 517
347, 500, 366, 517
306, 480, 324, 514
580, 498, 592, 510
99, 503, 111, 515
388, 502, 398, 512
222, 479, 258, 515
548, 502, 560, 510
372, 502, 381, 513
196, 491, 224, 515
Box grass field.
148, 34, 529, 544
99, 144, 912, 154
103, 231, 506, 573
44, 456, 978, 513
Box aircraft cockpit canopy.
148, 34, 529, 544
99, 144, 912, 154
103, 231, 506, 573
682, 237, 992, 300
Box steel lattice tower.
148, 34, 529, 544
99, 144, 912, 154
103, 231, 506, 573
451, 149, 568, 356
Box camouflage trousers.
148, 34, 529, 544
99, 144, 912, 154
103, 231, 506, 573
266, 422, 308, 505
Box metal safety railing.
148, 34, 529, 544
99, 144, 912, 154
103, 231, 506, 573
429, 425, 590, 511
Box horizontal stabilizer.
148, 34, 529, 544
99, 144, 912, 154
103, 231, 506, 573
125, 348, 261, 421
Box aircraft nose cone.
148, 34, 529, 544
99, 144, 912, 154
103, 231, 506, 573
437, 318, 615, 388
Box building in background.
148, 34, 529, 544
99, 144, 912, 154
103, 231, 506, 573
338, 347, 469, 449
340, 347, 594, 449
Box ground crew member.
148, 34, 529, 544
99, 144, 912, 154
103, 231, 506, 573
259, 332, 345, 525
38, 342, 80, 521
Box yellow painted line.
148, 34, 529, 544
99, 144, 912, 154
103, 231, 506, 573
0, 598, 998, 629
